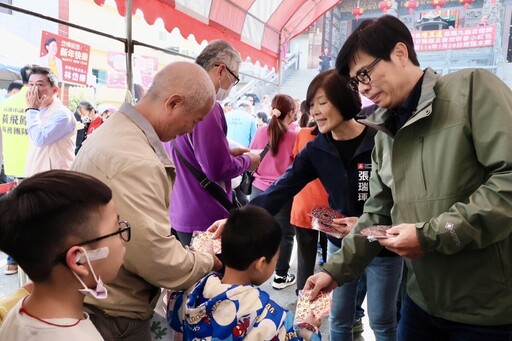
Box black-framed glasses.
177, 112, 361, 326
215, 63, 240, 86
54, 221, 131, 264
347, 58, 382, 92
77, 221, 131, 246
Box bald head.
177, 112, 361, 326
138, 61, 216, 141
145, 62, 214, 111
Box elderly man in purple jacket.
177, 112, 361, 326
164, 40, 260, 246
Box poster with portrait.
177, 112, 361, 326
40, 31, 90, 85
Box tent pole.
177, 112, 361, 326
277, 36, 282, 93
126, 0, 134, 102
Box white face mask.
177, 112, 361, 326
72, 246, 109, 300
216, 74, 234, 101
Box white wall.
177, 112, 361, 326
290, 33, 310, 70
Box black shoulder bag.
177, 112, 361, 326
172, 141, 234, 212
239, 143, 270, 196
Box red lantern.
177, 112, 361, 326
352, 6, 364, 20
404, 0, 419, 14
459, 0, 474, 9
431, 0, 446, 11
378, 0, 393, 14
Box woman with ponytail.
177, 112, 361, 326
249, 94, 299, 290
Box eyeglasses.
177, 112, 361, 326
54, 221, 131, 264
76, 221, 131, 246
347, 58, 382, 92
215, 63, 240, 86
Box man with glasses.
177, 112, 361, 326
72, 61, 221, 341
306, 15, 512, 340
164, 40, 260, 246
0, 170, 127, 340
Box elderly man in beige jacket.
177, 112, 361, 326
72, 61, 220, 341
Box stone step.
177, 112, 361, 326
279, 69, 319, 100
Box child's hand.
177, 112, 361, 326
305, 310, 321, 328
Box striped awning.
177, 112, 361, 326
93, 0, 342, 70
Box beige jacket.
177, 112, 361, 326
72, 102, 214, 319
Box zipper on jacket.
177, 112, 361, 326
420, 138, 427, 192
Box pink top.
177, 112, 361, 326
250, 124, 298, 191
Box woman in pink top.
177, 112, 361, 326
249, 94, 299, 290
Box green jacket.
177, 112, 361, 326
323, 68, 512, 326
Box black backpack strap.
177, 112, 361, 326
259, 143, 270, 162
172, 141, 233, 212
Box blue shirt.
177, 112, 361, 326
225, 108, 256, 147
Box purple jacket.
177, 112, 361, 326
164, 102, 251, 233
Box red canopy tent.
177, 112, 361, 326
93, 0, 343, 71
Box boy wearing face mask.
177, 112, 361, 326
163, 40, 260, 246
0, 170, 128, 340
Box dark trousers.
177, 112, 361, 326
84, 304, 152, 341
398, 294, 512, 341
176, 231, 193, 247
251, 186, 295, 277
295, 226, 319, 291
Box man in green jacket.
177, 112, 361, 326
305, 15, 512, 340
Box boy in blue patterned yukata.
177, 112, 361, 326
168, 205, 322, 340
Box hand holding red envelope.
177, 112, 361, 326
309, 207, 345, 238
360, 225, 393, 242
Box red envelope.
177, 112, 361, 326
190, 231, 222, 254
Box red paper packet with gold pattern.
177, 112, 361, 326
190, 231, 222, 254
360, 225, 393, 242
294, 289, 332, 324
309, 206, 345, 238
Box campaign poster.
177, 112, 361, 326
40, 31, 90, 85
107, 52, 158, 89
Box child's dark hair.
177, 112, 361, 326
221, 205, 281, 271
0, 170, 112, 282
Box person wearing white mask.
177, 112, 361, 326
0, 170, 128, 341
163, 40, 260, 246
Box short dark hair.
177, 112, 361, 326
28, 65, 58, 87
221, 205, 281, 271
20, 64, 33, 84
336, 15, 419, 77
7, 81, 22, 93
77, 100, 97, 112
306, 69, 361, 121
257, 111, 268, 123
0, 170, 112, 282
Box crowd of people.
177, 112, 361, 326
0, 14, 512, 341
